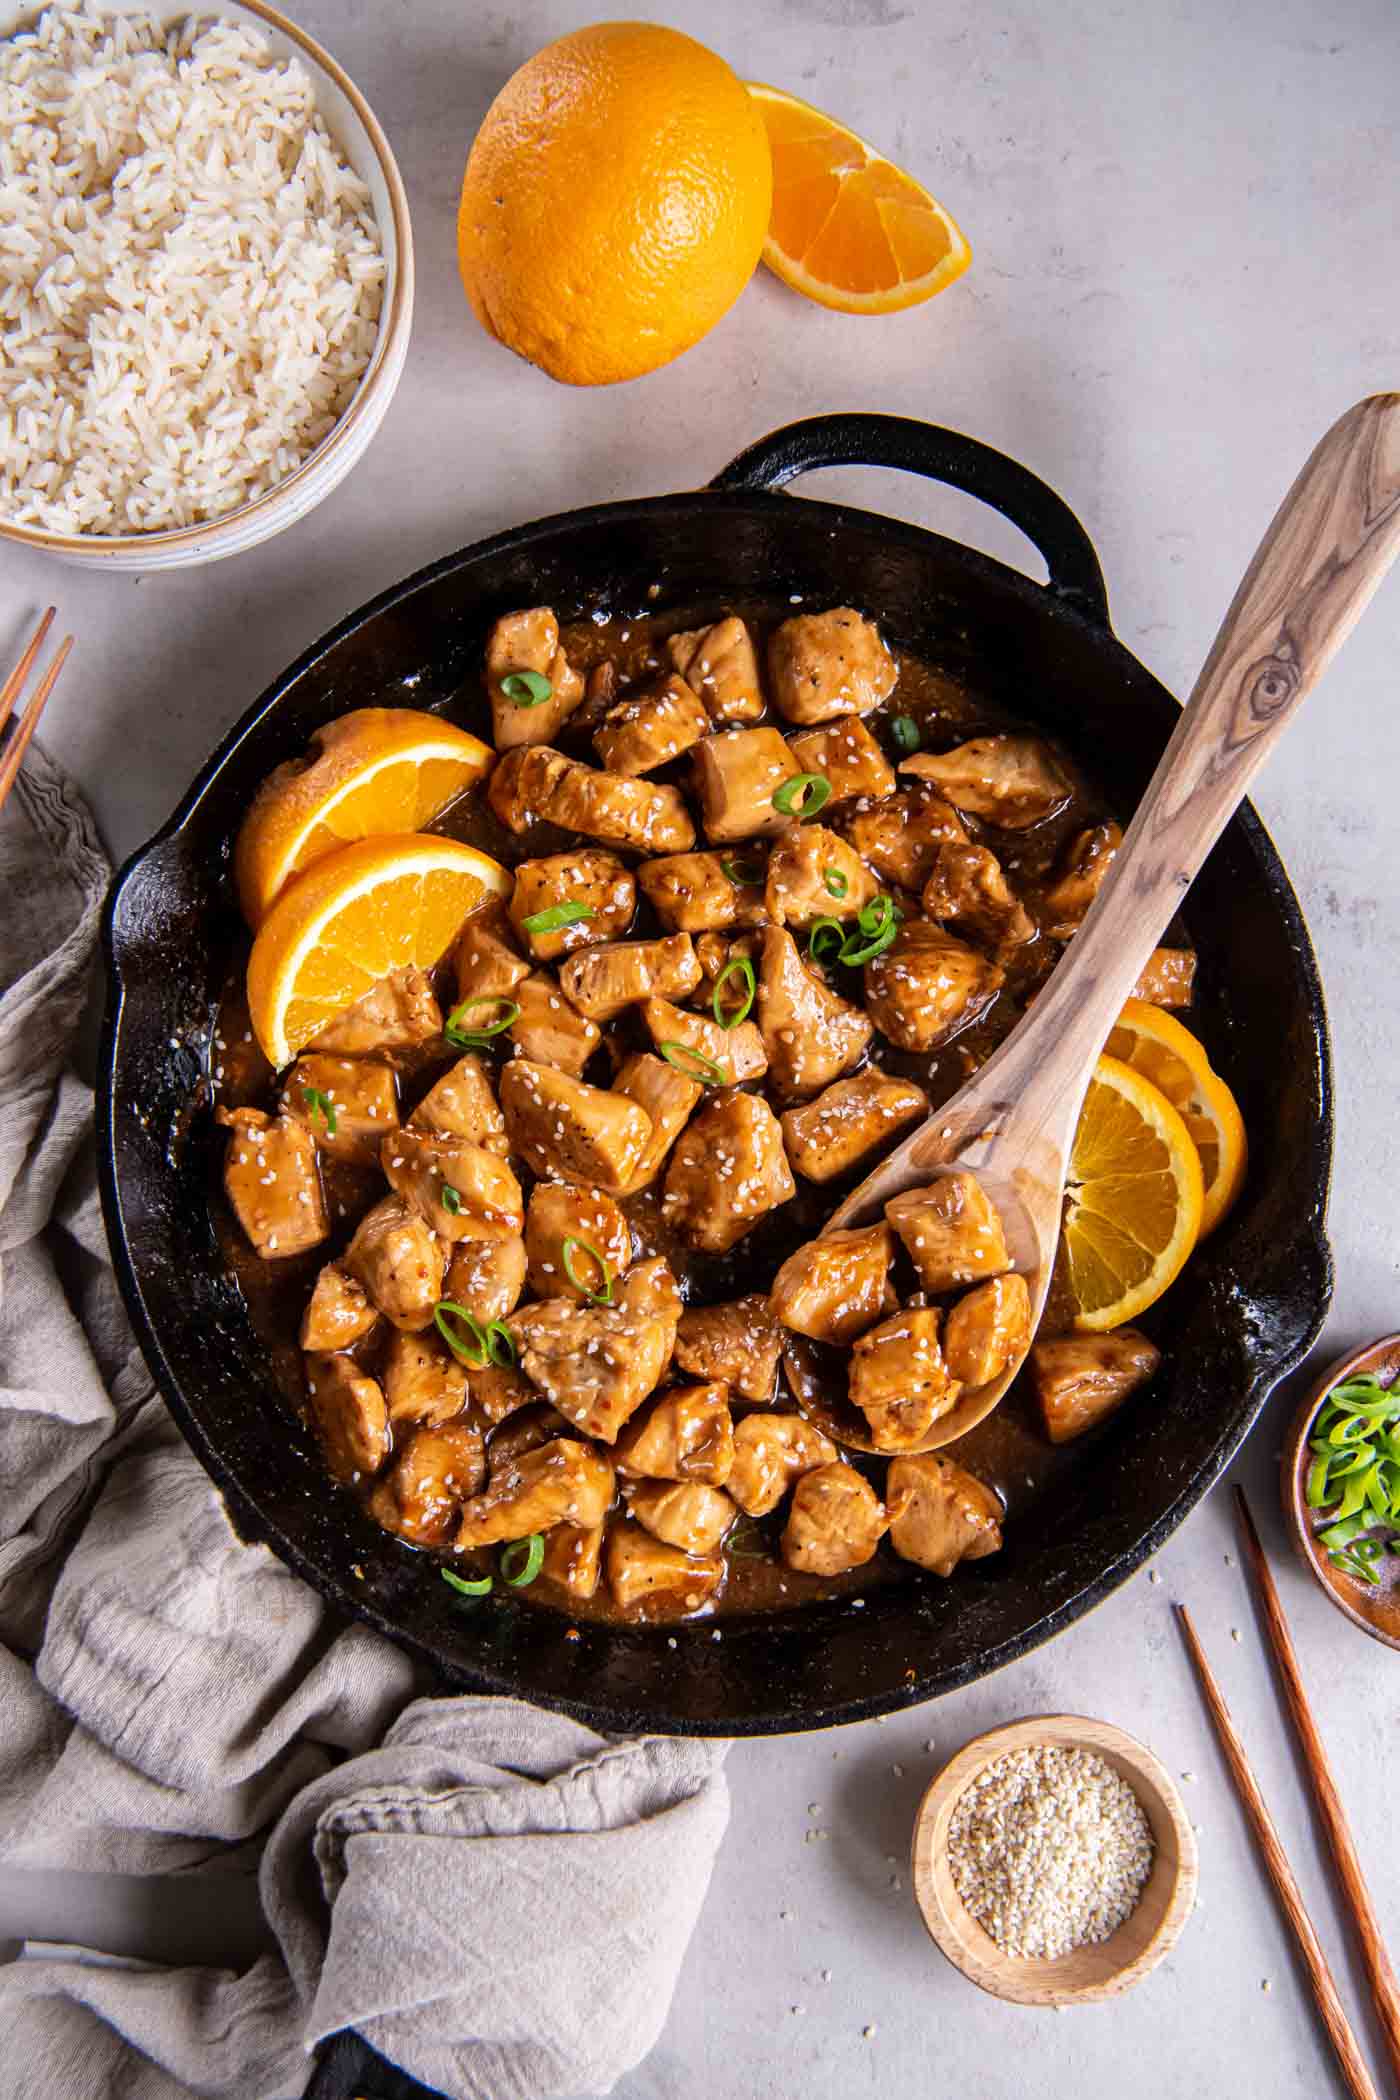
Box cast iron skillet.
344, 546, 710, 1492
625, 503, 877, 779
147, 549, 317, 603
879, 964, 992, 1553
97, 413, 1334, 1737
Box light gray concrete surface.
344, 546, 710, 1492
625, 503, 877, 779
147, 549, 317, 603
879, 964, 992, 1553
3, 0, 1399, 2093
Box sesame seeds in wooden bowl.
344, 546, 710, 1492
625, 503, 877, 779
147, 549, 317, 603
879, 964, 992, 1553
911, 1715, 1197, 2007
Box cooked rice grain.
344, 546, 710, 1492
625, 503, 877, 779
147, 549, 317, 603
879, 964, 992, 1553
0, 4, 384, 535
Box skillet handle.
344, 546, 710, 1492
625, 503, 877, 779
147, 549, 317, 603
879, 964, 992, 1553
710, 412, 1110, 625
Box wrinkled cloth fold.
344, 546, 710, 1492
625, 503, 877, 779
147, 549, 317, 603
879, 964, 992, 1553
0, 745, 729, 2100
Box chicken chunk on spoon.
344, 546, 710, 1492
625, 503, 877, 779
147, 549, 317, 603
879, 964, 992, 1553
848, 1306, 960, 1451
769, 1223, 896, 1345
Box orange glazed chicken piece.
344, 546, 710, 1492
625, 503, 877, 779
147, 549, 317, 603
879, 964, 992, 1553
485, 605, 584, 749
767, 608, 897, 725
887, 1453, 1002, 1576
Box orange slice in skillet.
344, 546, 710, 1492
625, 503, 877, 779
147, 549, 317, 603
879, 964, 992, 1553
246, 834, 511, 1069
234, 708, 495, 929
747, 82, 971, 313
1104, 1000, 1248, 1239
1062, 1054, 1206, 1333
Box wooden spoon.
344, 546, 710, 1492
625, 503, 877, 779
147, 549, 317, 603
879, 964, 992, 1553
801, 393, 1400, 1458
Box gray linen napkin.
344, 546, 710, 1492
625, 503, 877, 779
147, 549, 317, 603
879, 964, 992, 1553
0, 744, 729, 2100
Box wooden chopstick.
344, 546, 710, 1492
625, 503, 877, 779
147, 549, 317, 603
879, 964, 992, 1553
0, 618, 72, 818
1235, 1489, 1400, 2088
0, 605, 54, 738
1175, 1603, 1382, 2100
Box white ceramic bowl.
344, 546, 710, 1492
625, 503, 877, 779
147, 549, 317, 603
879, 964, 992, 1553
0, 0, 414, 571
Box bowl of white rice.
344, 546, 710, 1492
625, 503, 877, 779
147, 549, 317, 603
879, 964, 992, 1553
0, 0, 413, 568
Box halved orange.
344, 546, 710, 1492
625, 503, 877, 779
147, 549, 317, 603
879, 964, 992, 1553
1063, 1054, 1206, 1333
246, 834, 511, 1069
234, 709, 495, 929
747, 82, 971, 314
1104, 1000, 1248, 1238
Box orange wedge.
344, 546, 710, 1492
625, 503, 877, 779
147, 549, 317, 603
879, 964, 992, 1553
246, 834, 511, 1069
234, 708, 495, 929
1104, 1000, 1248, 1238
1062, 1055, 1205, 1333
747, 82, 971, 314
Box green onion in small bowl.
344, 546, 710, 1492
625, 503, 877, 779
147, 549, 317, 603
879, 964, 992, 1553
1283, 1334, 1400, 1652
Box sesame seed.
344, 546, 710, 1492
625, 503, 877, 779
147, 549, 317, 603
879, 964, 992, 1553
947, 1744, 1154, 1959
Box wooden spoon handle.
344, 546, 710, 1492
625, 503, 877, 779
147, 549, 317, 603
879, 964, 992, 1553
1023, 393, 1400, 1085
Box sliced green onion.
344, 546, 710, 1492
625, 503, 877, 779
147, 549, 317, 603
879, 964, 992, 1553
500, 669, 553, 707
772, 771, 831, 819
656, 1040, 727, 1086
434, 1300, 490, 1368
561, 1235, 614, 1305
838, 893, 901, 965
1305, 1453, 1333, 1508
441, 1185, 463, 1216
445, 996, 520, 1049
442, 1566, 493, 1598
712, 956, 756, 1030
501, 1533, 546, 1587
890, 714, 920, 754
521, 900, 595, 936
720, 856, 764, 886
300, 1085, 338, 1137
807, 917, 845, 967
1325, 1376, 1399, 1417
823, 866, 849, 899
485, 1320, 516, 1368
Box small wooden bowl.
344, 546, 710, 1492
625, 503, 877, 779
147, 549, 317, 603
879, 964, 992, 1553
1282, 1332, 1400, 1653
911, 1715, 1198, 2007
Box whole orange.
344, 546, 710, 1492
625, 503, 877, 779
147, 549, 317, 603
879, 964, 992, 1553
457, 22, 772, 386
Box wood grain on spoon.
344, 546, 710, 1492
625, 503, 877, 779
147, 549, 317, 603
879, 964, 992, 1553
814, 394, 1400, 1459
